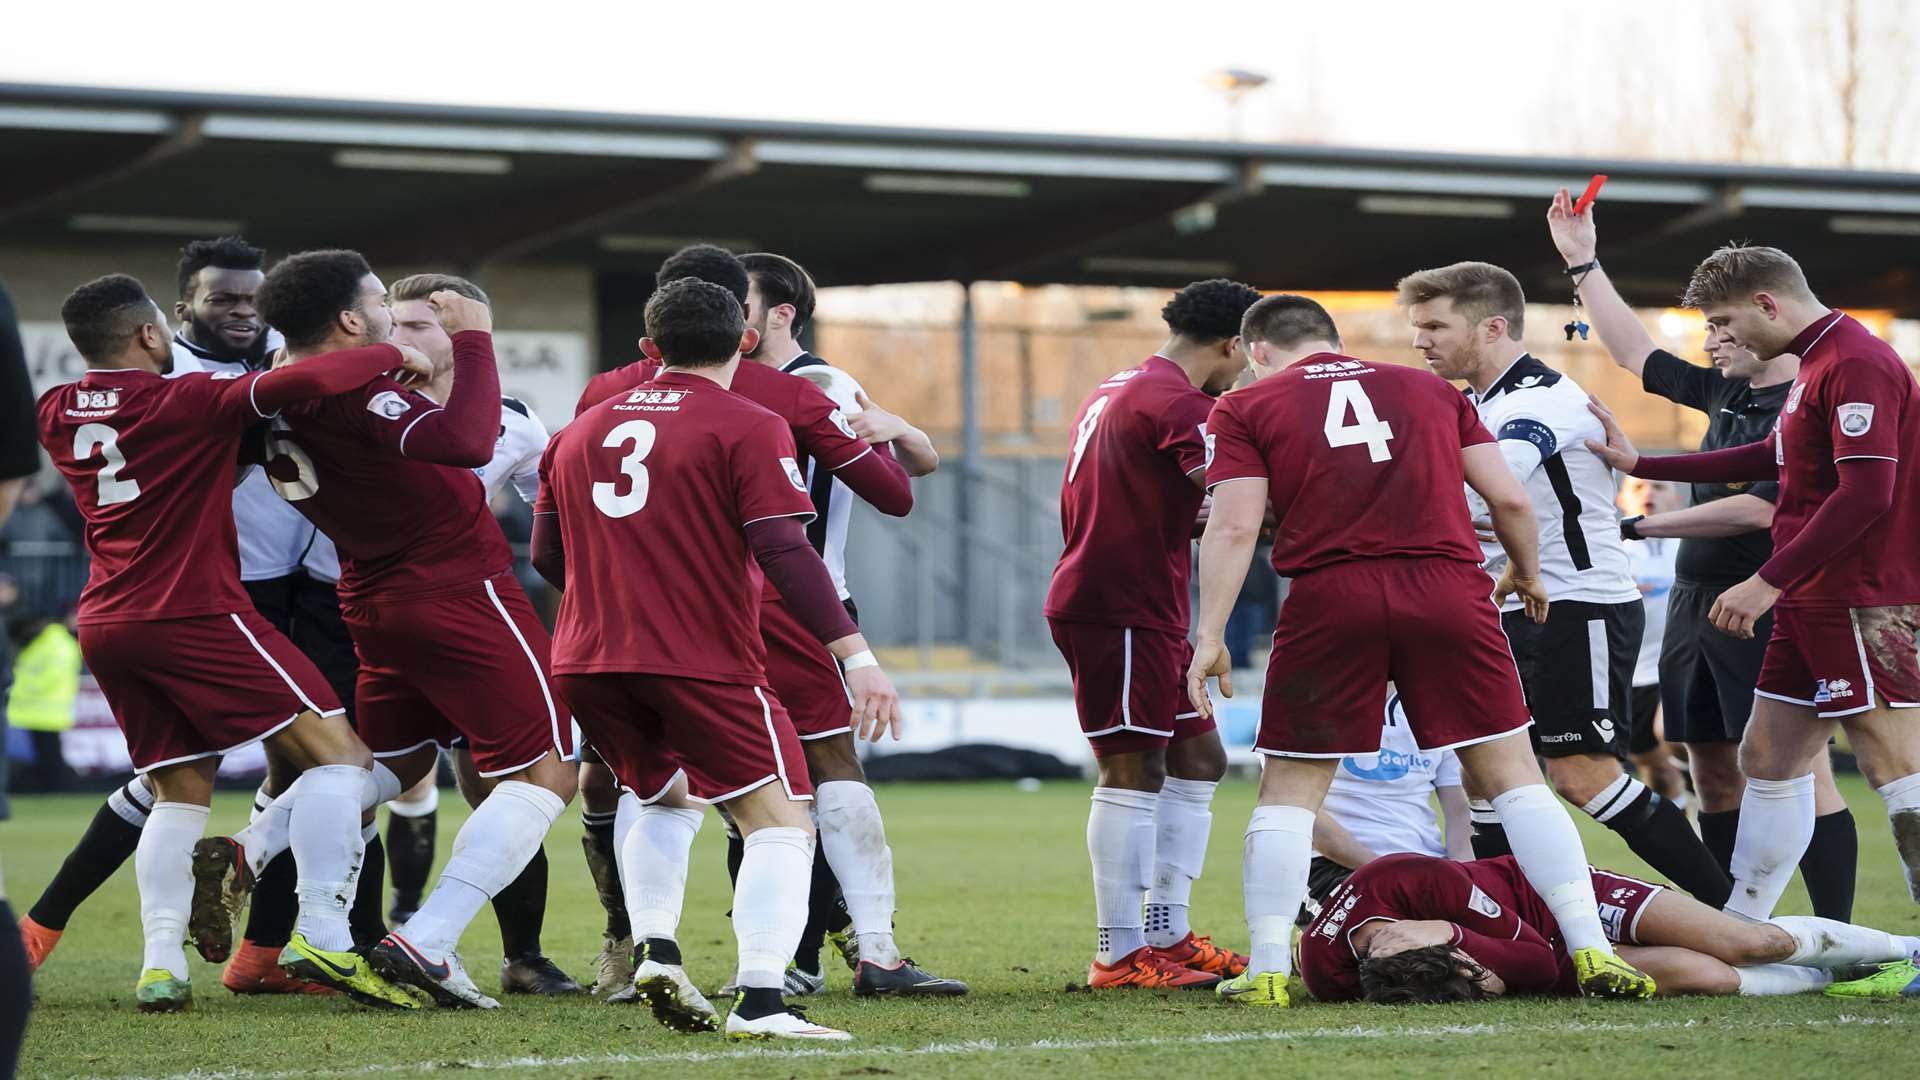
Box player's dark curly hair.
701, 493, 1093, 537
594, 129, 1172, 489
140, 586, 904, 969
644, 278, 745, 368
658, 244, 749, 306
61, 273, 159, 362
1160, 278, 1264, 343
257, 249, 375, 350
1357, 945, 1493, 1005
176, 235, 265, 300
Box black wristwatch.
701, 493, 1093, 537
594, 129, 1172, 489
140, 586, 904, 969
1620, 515, 1646, 542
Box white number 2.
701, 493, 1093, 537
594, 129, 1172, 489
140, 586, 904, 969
593, 419, 656, 518
73, 423, 141, 505
1067, 396, 1111, 483
1323, 381, 1395, 463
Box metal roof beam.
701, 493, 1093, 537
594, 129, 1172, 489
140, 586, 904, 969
198, 113, 729, 161
0, 114, 205, 228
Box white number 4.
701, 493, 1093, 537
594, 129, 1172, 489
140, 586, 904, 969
1323, 380, 1394, 462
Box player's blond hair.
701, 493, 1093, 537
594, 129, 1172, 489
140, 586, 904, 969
390, 273, 490, 306
1680, 244, 1815, 309
1394, 262, 1525, 339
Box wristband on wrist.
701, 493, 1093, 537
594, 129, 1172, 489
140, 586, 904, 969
1564, 259, 1600, 276
842, 649, 879, 672
1620, 514, 1646, 542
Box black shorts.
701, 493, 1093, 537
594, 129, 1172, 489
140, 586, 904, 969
1501, 598, 1644, 760
244, 572, 359, 724
1659, 584, 1769, 744
1630, 684, 1660, 756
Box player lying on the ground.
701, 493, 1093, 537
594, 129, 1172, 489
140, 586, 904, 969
1298, 852, 1920, 1004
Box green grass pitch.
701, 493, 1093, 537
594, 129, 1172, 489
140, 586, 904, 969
9, 775, 1918, 1079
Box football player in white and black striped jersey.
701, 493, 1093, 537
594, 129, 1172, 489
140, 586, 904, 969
1399, 261, 1733, 908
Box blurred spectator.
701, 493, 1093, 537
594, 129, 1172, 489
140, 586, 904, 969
1620, 477, 1688, 808
5, 608, 80, 793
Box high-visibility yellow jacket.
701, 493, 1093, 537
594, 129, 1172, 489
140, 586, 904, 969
8, 623, 81, 733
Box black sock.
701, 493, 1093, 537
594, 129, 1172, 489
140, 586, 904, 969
384, 810, 437, 913
27, 797, 143, 930
732, 986, 786, 1021
793, 843, 839, 976
1470, 822, 1513, 860
1597, 786, 1733, 908
1698, 809, 1739, 877
726, 830, 744, 888
580, 813, 629, 940
350, 833, 388, 950
1799, 808, 1858, 921
0, 901, 31, 1080
492, 848, 549, 961
242, 851, 299, 949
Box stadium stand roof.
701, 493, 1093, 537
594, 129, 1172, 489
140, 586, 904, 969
5, 82, 1920, 314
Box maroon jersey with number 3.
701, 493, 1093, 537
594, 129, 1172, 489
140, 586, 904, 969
1204, 355, 1493, 577
537, 371, 818, 684
40, 368, 287, 624
1045, 355, 1215, 635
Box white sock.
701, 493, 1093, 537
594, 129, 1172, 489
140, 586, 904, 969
1146, 776, 1215, 949
388, 783, 438, 818
1770, 914, 1914, 967
1736, 963, 1834, 996
233, 761, 403, 876
250, 781, 274, 823
288, 764, 370, 952
621, 804, 703, 943
403, 780, 564, 957
1727, 774, 1816, 920
136, 802, 209, 980
816, 780, 900, 967
734, 826, 814, 990
1876, 772, 1920, 902
1244, 804, 1315, 977
1580, 774, 1647, 824
1492, 784, 1610, 954
613, 790, 643, 881
1089, 787, 1157, 963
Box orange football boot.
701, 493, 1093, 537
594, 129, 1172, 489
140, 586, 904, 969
1153, 933, 1249, 978
1087, 945, 1221, 989
18, 915, 61, 972
223, 938, 337, 995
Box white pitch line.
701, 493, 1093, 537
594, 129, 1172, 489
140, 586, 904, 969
89, 1014, 1904, 1080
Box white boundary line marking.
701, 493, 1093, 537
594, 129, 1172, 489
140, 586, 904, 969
92, 1014, 1902, 1080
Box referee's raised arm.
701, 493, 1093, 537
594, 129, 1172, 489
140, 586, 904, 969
1547, 188, 1658, 379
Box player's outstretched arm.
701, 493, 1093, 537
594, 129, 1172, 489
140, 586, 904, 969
1588, 395, 1776, 483
1437, 786, 1475, 862
1463, 442, 1548, 624
746, 516, 902, 741
249, 343, 433, 414
831, 442, 914, 516
530, 512, 564, 589
851, 391, 939, 476
1186, 476, 1267, 719
1547, 188, 1656, 378
1635, 493, 1773, 539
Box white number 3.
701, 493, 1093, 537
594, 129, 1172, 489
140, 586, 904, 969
74, 423, 141, 505
1323, 381, 1395, 463
593, 419, 656, 518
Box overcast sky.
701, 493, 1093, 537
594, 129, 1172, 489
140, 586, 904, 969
4, 0, 1839, 159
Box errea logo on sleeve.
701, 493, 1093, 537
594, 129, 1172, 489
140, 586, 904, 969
782, 457, 808, 492
367, 390, 412, 420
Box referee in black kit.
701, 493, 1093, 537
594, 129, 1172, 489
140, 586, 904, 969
1546, 190, 1858, 920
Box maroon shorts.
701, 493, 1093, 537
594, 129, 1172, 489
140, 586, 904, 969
79, 611, 343, 772
1755, 603, 1920, 718
1591, 867, 1664, 945
553, 672, 813, 804
760, 598, 852, 740
1047, 619, 1216, 758
1259, 557, 1532, 757
342, 576, 575, 777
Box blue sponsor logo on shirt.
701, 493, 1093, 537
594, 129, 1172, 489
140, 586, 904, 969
1340, 748, 1429, 782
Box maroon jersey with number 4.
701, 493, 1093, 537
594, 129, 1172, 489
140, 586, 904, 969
1204, 355, 1493, 577
269, 376, 512, 602
1045, 355, 1215, 635
1768, 312, 1920, 608
537, 372, 818, 684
